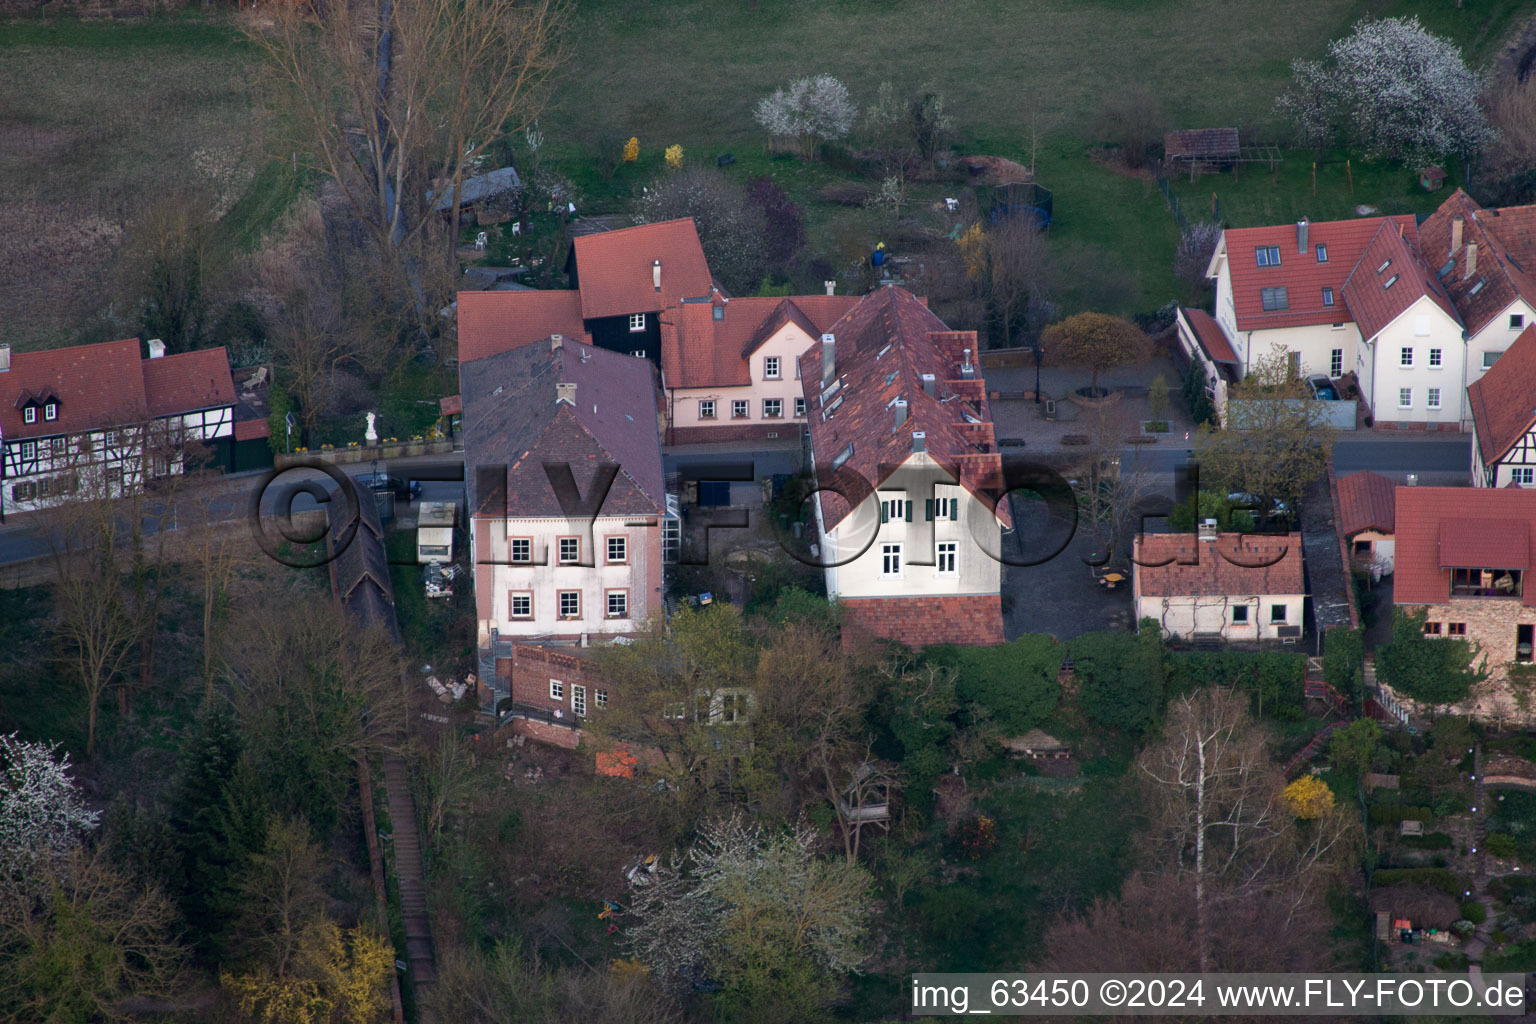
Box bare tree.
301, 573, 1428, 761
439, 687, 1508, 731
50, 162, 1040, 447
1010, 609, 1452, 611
1095, 85, 1163, 169
1076, 402, 1157, 564
983, 217, 1052, 347
245, 0, 568, 329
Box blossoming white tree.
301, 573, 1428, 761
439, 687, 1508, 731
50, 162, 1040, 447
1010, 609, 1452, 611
0, 733, 99, 919
754, 75, 858, 159
1277, 16, 1494, 165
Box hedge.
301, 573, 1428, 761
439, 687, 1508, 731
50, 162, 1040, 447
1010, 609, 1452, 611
1400, 831, 1454, 851
1461, 901, 1487, 925
1165, 651, 1306, 719
1368, 804, 1433, 827
1372, 868, 1463, 895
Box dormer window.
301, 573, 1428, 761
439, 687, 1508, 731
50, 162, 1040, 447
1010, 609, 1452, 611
712, 304, 724, 321
628, 313, 646, 333
43, 402, 57, 422
22, 406, 35, 424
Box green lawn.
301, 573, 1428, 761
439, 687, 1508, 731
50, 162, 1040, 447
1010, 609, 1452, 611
537, 0, 1536, 317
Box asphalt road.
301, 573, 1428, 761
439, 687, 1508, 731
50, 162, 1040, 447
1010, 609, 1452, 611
0, 455, 468, 572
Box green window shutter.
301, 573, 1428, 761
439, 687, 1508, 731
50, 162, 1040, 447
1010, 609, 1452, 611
925, 499, 934, 521
905, 501, 913, 522
880, 502, 888, 524
950, 499, 959, 521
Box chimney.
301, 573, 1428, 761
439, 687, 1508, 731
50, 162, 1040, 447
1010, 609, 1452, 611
961, 348, 975, 379
824, 280, 836, 296
921, 373, 936, 398
652, 259, 662, 292
147, 338, 166, 359
1451, 217, 1464, 254
912, 431, 926, 453
1406, 473, 1419, 487
1197, 518, 1218, 541
893, 399, 908, 429
821, 333, 836, 387
0, 345, 9, 372
1297, 218, 1308, 254
556, 382, 576, 405
1464, 242, 1478, 280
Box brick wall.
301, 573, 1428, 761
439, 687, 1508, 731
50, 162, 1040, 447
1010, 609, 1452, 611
838, 594, 1004, 650
667, 423, 802, 446
497, 717, 583, 750
510, 643, 610, 714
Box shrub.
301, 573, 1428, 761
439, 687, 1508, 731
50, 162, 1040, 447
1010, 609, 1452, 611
745, 177, 805, 274
634, 166, 764, 295
1069, 630, 1166, 733
1174, 222, 1222, 291
1283, 775, 1335, 819
623, 137, 639, 163
1370, 867, 1461, 895
1460, 901, 1487, 925
1322, 626, 1364, 700
926, 635, 1061, 735
1094, 84, 1162, 168
664, 144, 684, 170
1399, 831, 1454, 850
1485, 832, 1519, 859
1367, 804, 1433, 828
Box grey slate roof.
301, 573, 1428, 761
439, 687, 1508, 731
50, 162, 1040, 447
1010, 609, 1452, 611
459, 338, 665, 520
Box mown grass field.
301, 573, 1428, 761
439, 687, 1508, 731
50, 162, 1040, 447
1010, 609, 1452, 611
1, 0, 1532, 350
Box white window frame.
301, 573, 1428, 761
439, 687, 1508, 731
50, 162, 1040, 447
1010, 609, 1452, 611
1429, 348, 1442, 369
1427, 388, 1441, 410
558, 591, 580, 618
558, 537, 580, 564
1484, 351, 1504, 369
1315, 244, 1328, 263
1233, 605, 1250, 624
510, 537, 532, 563
881, 497, 908, 523
762, 398, 783, 419
20, 440, 36, 460
572, 684, 587, 717
794, 396, 806, 417
550, 679, 564, 700
510, 592, 532, 618
595, 689, 608, 709
731, 399, 749, 419
699, 400, 716, 420
1321, 287, 1335, 307
22, 407, 35, 425
1512, 313, 1526, 330
1255, 246, 1280, 267
628, 312, 646, 333
606, 535, 627, 564
606, 590, 628, 619
43, 403, 56, 422
1398, 388, 1412, 409
763, 356, 781, 380
880, 542, 903, 578
1512, 468, 1535, 486
663, 702, 686, 720
936, 541, 957, 575
1399, 347, 1413, 367
1330, 349, 1343, 378
1269, 604, 1287, 624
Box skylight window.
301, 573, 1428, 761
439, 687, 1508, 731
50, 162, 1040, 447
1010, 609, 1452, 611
1469, 278, 1486, 296
1383, 274, 1399, 290
831, 444, 854, 470
1438, 259, 1455, 279
1376, 259, 1392, 274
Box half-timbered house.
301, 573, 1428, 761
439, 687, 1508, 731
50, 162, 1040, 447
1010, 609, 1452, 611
0, 339, 236, 514
1467, 324, 1536, 488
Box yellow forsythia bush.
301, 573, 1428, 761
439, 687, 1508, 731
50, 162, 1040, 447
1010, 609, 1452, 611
665, 144, 684, 170
1282, 774, 1335, 819
623, 137, 639, 162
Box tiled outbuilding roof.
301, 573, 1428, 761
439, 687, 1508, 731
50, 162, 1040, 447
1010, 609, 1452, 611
1336, 471, 1397, 538
660, 290, 858, 389
457, 290, 589, 363
1164, 128, 1239, 161
1180, 307, 1239, 364
1133, 532, 1305, 597
1467, 323, 1536, 467
799, 287, 1008, 532
1217, 215, 1415, 332
570, 219, 712, 320
142, 348, 237, 419
459, 337, 665, 520
1393, 486, 1536, 608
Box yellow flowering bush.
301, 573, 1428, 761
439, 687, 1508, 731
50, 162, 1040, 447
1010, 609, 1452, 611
1282, 774, 1335, 819
623, 137, 639, 162
665, 144, 684, 170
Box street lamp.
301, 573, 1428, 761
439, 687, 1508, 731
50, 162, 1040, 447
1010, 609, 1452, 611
1033, 342, 1044, 405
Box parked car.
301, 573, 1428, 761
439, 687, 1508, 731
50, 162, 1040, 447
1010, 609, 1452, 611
364, 473, 422, 501
1304, 374, 1340, 401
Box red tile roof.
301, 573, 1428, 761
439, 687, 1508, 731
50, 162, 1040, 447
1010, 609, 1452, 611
660, 291, 858, 389
142, 348, 237, 419
1490, 204, 1536, 268
799, 287, 1008, 532
1341, 220, 1460, 342
1, 339, 235, 442
1336, 471, 1397, 537
571, 219, 712, 320
1134, 532, 1305, 597
456, 290, 589, 363
1393, 486, 1536, 608
234, 418, 270, 442
1418, 190, 1536, 338
1221, 215, 1415, 332
1438, 518, 1528, 569
1467, 324, 1536, 467
1164, 128, 1239, 161
1180, 307, 1239, 364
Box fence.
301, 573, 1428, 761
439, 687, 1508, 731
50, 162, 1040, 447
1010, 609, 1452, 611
1156, 177, 1222, 234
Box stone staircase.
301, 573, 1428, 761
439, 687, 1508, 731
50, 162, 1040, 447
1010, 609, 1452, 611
384, 754, 437, 1001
